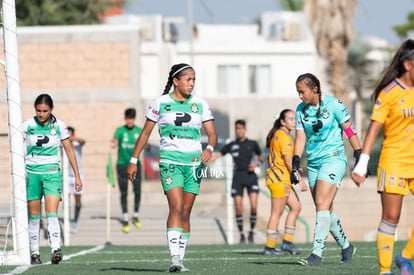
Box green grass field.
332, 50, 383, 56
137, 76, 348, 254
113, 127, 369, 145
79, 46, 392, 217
0, 241, 406, 274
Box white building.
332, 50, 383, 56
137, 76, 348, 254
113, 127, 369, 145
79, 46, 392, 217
107, 11, 318, 140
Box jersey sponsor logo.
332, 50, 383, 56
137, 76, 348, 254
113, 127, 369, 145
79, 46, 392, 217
36, 135, 49, 147
174, 112, 191, 126
402, 107, 414, 118
312, 120, 323, 133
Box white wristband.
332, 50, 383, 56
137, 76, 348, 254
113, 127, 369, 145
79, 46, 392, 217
130, 157, 138, 164
353, 153, 369, 176
206, 145, 214, 152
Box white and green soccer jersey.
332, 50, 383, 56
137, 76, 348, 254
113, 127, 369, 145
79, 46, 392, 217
146, 93, 214, 165
22, 117, 69, 174
295, 95, 350, 163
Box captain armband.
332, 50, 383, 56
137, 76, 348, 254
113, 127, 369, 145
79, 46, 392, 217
343, 125, 357, 138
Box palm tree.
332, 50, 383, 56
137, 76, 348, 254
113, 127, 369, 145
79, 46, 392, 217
304, 0, 356, 106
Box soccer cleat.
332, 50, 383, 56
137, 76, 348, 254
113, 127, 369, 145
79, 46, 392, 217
341, 243, 356, 264
132, 217, 142, 229
180, 260, 190, 272
168, 255, 182, 273
395, 252, 413, 275
122, 221, 130, 233
263, 247, 283, 256
71, 221, 78, 233
239, 234, 246, 244
248, 231, 254, 244
31, 254, 42, 265
281, 240, 301, 255
51, 248, 63, 264
298, 253, 322, 266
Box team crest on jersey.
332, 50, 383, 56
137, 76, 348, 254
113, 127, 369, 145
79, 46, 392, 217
191, 103, 199, 113
192, 157, 199, 162
374, 99, 382, 109
321, 109, 329, 119
165, 176, 173, 185
50, 127, 56, 135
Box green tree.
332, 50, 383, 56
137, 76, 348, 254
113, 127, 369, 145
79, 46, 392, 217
394, 11, 414, 39
15, 0, 124, 26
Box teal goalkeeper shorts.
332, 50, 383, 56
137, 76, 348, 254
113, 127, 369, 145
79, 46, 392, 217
159, 163, 204, 194
307, 155, 347, 188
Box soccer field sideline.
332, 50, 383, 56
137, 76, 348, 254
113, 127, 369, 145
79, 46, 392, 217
0, 242, 406, 274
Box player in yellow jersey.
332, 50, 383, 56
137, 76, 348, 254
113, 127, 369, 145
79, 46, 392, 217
352, 39, 414, 275
263, 109, 307, 256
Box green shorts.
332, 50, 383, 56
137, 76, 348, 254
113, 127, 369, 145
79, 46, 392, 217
26, 169, 63, 201
159, 163, 204, 194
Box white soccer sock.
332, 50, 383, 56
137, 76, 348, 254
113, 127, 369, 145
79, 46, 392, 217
47, 217, 61, 252
179, 232, 190, 260
123, 213, 129, 222
167, 229, 182, 257
29, 219, 40, 255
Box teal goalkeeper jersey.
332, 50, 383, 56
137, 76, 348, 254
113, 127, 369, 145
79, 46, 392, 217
22, 117, 69, 174
295, 95, 350, 163
146, 93, 214, 165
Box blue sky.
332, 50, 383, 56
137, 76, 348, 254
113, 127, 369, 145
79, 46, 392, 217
124, 0, 414, 45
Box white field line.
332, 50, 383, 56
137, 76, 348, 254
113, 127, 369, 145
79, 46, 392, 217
5, 244, 105, 275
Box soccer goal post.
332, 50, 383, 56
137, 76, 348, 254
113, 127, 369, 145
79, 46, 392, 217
0, 0, 30, 265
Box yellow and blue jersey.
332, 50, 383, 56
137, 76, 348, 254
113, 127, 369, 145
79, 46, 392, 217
371, 79, 414, 177
267, 129, 293, 183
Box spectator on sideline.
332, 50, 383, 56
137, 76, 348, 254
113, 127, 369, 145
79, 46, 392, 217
111, 108, 143, 233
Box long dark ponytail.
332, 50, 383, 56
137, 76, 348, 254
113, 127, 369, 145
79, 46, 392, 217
372, 39, 414, 100
266, 109, 293, 148
162, 63, 194, 95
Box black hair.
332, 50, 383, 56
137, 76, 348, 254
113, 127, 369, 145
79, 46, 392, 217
296, 73, 322, 117
34, 93, 56, 123
235, 119, 246, 127
162, 63, 194, 95
68, 126, 75, 133
124, 108, 136, 119
265, 109, 293, 148
372, 39, 414, 100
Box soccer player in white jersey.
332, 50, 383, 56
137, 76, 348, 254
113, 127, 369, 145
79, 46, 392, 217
22, 94, 83, 265
66, 126, 85, 233
127, 63, 217, 272
292, 73, 361, 266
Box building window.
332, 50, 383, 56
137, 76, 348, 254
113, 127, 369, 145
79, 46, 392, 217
249, 65, 271, 95
217, 65, 241, 95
